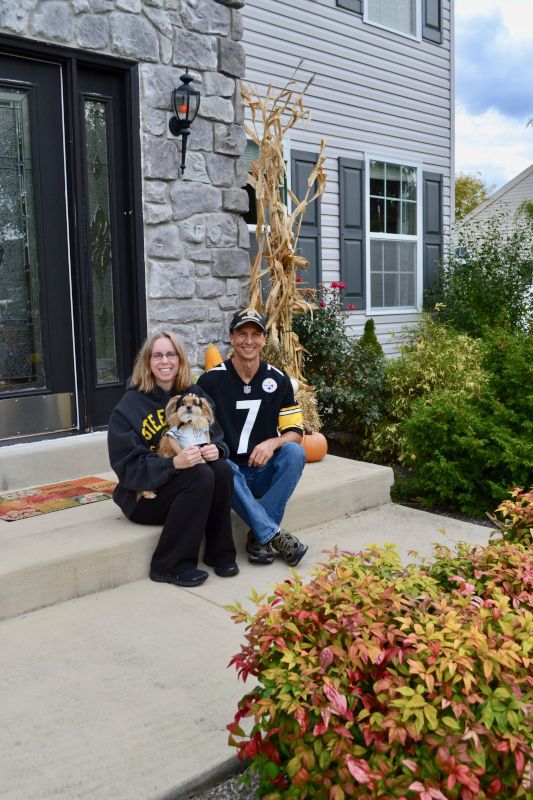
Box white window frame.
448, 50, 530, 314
363, 0, 421, 41
365, 153, 423, 314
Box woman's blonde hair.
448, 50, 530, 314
131, 329, 191, 393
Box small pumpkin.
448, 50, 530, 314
204, 343, 223, 372
302, 430, 328, 463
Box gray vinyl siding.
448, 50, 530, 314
241, 0, 452, 352
346, 312, 420, 357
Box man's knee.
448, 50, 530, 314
277, 441, 306, 469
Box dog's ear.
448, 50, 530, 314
165, 394, 182, 419
200, 397, 214, 424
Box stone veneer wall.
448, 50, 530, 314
0, 0, 250, 366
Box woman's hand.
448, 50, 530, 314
200, 443, 219, 462
172, 446, 205, 469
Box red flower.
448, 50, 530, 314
319, 300, 327, 308
348, 303, 356, 310
337, 281, 346, 288
330, 281, 339, 288
295, 275, 303, 283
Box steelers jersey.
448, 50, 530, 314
197, 359, 304, 466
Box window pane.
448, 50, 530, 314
382, 240, 399, 272
0, 88, 46, 392
384, 271, 398, 307
401, 166, 416, 200
369, 160, 385, 196
402, 201, 417, 235
84, 99, 118, 385
370, 197, 385, 232
386, 200, 401, 234
386, 163, 401, 198
367, 0, 416, 36
370, 240, 416, 307
371, 271, 384, 308
399, 272, 415, 306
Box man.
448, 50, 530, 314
198, 308, 308, 567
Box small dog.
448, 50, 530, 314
141, 393, 214, 500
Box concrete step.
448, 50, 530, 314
0, 455, 394, 621
0, 505, 493, 800
0, 431, 109, 492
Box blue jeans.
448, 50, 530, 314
229, 442, 306, 545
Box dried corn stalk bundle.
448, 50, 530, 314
242, 67, 326, 394
296, 388, 322, 433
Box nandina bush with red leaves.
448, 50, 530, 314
227, 544, 532, 800
487, 486, 533, 548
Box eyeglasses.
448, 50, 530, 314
151, 352, 178, 362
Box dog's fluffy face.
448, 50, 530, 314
165, 393, 214, 428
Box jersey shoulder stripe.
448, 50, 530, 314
266, 363, 284, 377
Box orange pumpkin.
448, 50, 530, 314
204, 343, 223, 371
302, 430, 328, 463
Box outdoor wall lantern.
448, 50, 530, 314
169, 68, 201, 174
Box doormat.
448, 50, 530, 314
0, 477, 116, 522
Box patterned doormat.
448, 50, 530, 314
0, 477, 116, 522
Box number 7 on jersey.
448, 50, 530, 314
236, 399, 262, 454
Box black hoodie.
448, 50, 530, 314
107, 382, 229, 517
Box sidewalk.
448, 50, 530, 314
0, 501, 492, 800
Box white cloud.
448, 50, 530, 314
455, 105, 533, 190
457, 0, 533, 42
455, 0, 533, 191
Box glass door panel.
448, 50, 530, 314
0, 87, 45, 392
84, 98, 118, 385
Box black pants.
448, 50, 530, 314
130, 460, 235, 576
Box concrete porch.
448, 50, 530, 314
0, 435, 493, 800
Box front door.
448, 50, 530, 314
0, 47, 144, 441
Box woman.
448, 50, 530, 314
108, 330, 237, 587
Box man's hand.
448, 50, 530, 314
172, 446, 204, 469
200, 443, 220, 462
248, 439, 277, 467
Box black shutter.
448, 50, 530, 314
339, 158, 365, 309
423, 171, 443, 292
291, 150, 322, 288
336, 0, 363, 13
422, 0, 442, 43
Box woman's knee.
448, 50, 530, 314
210, 458, 233, 480
168, 464, 215, 494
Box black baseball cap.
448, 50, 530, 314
229, 308, 267, 333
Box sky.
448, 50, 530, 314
454, 0, 533, 192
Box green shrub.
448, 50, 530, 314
487, 487, 533, 548
480, 327, 533, 419
399, 389, 533, 516
358, 319, 383, 354
365, 316, 486, 465
431, 212, 533, 337
293, 284, 385, 440
228, 544, 532, 799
